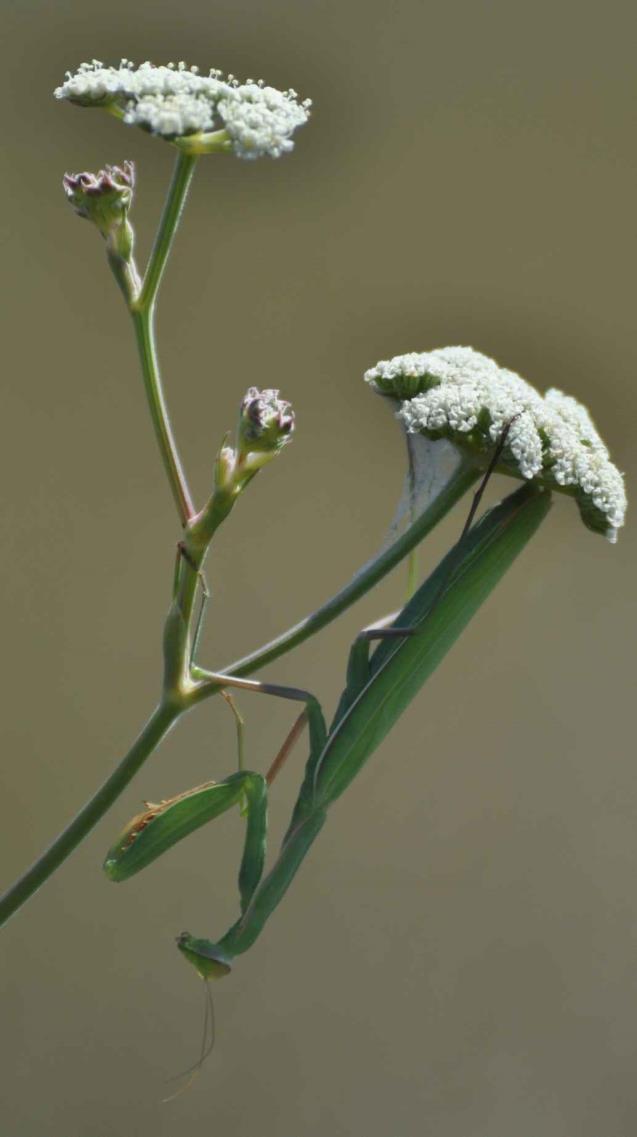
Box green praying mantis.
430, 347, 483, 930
104, 426, 551, 981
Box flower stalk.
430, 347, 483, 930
128, 152, 199, 525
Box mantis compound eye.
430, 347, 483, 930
176, 933, 233, 980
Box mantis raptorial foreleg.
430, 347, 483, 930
103, 668, 328, 941
103, 770, 268, 913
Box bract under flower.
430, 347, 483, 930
365, 346, 626, 542
54, 60, 311, 158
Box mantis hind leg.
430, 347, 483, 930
345, 613, 416, 700
175, 770, 268, 982
265, 709, 308, 786
193, 666, 328, 765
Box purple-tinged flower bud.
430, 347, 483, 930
238, 387, 294, 456
189, 391, 295, 549
63, 161, 135, 262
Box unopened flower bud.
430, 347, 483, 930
192, 391, 295, 547
238, 388, 295, 469
63, 160, 135, 262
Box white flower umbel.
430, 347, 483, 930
365, 346, 626, 542
54, 60, 311, 158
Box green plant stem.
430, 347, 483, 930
0, 703, 178, 927
129, 151, 199, 525
131, 308, 195, 524
139, 151, 198, 311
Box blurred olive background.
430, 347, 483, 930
1, 1, 636, 1134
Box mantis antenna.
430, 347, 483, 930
162, 978, 216, 1103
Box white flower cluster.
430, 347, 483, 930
217, 84, 310, 159
54, 60, 311, 158
365, 346, 626, 542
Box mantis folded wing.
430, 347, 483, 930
104, 480, 551, 979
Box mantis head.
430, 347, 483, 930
176, 933, 233, 980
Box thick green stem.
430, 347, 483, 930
0, 703, 178, 928
129, 151, 199, 525
139, 151, 198, 310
